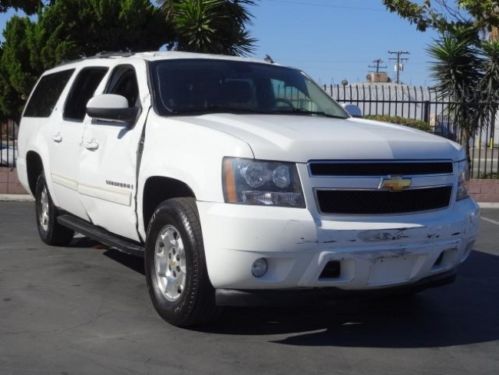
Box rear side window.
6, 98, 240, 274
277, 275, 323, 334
64, 67, 109, 122
24, 69, 74, 118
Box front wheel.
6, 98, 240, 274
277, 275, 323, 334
35, 174, 74, 246
145, 198, 218, 327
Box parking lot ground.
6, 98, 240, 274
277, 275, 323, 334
0, 202, 498, 375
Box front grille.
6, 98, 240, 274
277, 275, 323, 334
310, 161, 453, 176
316, 186, 452, 214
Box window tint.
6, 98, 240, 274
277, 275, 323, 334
24, 69, 74, 118
149, 59, 348, 118
105, 65, 140, 107
64, 67, 108, 121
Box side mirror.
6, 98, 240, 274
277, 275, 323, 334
86, 94, 138, 125
342, 104, 362, 118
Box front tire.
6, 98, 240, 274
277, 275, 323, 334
145, 198, 218, 327
35, 174, 74, 246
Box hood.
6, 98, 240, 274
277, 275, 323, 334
173, 114, 463, 162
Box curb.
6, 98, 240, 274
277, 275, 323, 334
0, 194, 34, 202
479, 202, 499, 209
1, 194, 499, 208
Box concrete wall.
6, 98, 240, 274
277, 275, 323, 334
0, 168, 27, 194
468, 179, 499, 203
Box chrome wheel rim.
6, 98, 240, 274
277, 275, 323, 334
154, 225, 187, 302
39, 186, 50, 232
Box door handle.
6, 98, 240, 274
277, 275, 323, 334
84, 140, 99, 151
52, 133, 62, 143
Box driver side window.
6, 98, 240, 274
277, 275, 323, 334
105, 65, 140, 108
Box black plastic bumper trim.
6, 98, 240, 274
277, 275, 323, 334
215, 270, 457, 307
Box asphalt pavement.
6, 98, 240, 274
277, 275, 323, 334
0, 202, 498, 375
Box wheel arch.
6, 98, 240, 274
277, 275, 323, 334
26, 151, 44, 195
142, 176, 196, 232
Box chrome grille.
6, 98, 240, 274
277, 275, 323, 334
308, 160, 454, 215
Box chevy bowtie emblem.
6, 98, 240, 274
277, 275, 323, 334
379, 176, 412, 192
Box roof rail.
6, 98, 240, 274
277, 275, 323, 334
55, 51, 135, 68
92, 51, 135, 58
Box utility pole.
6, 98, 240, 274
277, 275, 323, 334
368, 59, 387, 73
388, 51, 410, 84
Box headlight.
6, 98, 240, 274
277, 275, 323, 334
223, 158, 305, 207
456, 160, 469, 201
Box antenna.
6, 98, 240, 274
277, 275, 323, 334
264, 54, 275, 64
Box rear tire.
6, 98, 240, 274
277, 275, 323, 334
145, 198, 219, 327
35, 174, 74, 246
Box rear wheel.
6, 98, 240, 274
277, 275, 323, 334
35, 174, 74, 246
145, 198, 218, 327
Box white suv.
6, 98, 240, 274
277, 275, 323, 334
17, 52, 480, 327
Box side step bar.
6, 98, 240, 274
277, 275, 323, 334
57, 214, 144, 257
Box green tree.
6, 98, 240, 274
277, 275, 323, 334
161, 0, 256, 55
0, 0, 41, 14
382, 0, 499, 32
0, 16, 36, 121
32, 0, 171, 69
480, 40, 499, 127
428, 27, 482, 161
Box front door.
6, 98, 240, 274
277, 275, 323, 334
78, 63, 150, 241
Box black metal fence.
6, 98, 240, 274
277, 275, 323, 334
0, 120, 17, 169
324, 84, 499, 179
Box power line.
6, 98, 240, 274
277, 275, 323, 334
388, 50, 410, 84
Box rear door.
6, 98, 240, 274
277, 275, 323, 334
78, 62, 150, 241
48, 66, 109, 218
20, 70, 74, 207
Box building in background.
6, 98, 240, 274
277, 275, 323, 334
367, 72, 391, 83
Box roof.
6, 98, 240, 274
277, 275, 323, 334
139, 51, 269, 64
46, 51, 274, 75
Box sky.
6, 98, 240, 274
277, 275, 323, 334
249, 0, 440, 86
0, 0, 441, 86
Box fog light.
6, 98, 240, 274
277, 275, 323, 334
251, 258, 268, 278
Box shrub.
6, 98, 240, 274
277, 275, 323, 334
364, 115, 432, 132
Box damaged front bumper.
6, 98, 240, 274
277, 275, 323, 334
197, 198, 479, 291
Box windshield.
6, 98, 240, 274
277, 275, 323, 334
149, 59, 349, 119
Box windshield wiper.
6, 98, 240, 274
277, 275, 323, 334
169, 106, 347, 119
170, 106, 268, 115
271, 108, 347, 119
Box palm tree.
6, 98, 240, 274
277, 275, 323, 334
479, 40, 499, 147
160, 0, 256, 56
428, 27, 483, 163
